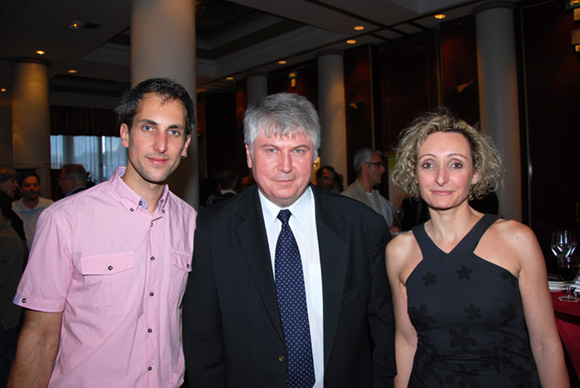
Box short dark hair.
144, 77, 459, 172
0, 191, 12, 218
217, 171, 236, 191
315, 165, 336, 179
62, 164, 88, 184
19, 171, 40, 186
115, 78, 196, 136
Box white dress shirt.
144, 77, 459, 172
258, 187, 324, 388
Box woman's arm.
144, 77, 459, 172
507, 221, 570, 387
386, 235, 419, 388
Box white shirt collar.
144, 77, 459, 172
258, 186, 313, 231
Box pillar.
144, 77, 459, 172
474, 2, 522, 221
317, 50, 348, 180
131, 0, 198, 208
247, 72, 268, 105
12, 58, 52, 193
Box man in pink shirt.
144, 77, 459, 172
8, 78, 196, 388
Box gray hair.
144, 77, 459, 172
353, 148, 382, 174
62, 164, 88, 184
243, 93, 321, 161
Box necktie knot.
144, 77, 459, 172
277, 209, 292, 225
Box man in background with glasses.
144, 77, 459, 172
342, 148, 400, 233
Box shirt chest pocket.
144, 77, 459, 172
80, 253, 137, 316
168, 251, 192, 308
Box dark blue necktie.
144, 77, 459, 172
275, 209, 315, 388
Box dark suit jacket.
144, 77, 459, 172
182, 185, 396, 387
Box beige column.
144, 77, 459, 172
247, 72, 268, 105
12, 58, 52, 193
131, 0, 198, 208
317, 50, 347, 180
474, 2, 522, 221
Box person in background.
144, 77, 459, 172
12, 172, 53, 250
315, 165, 337, 192
0, 192, 26, 388
57, 164, 88, 197
387, 109, 568, 387
182, 92, 396, 388
240, 174, 255, 191
8, 78, 197, 388
205, 170, 238, 207
0, 167, 26, 245
342, 148, 400, 233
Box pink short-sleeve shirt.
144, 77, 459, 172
14, 167, 196, 387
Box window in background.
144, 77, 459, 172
51, 135, 127, 182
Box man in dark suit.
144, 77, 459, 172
182, 93, 396, 388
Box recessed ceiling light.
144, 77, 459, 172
36, 50, 45, 55
278, 60, 287, 65
69, 21, 81, 30
354, 25, 364, 31
346, 40, 357, 45
68, 69, 77, 74
226, 76, 234, 81
434, 14, 446, 20
1, 88, 7, 93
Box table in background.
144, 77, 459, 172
551, 291, 580, 385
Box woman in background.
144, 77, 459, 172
387, 109, 568, 387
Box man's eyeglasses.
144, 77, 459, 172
366, 162, 385, 168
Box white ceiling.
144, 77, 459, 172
0, 0, 517, 99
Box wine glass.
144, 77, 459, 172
557, 254, 579, 302
551, 230, 577, 258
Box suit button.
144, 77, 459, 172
278, 355, 284, 363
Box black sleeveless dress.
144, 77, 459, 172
406, 214, 540, 387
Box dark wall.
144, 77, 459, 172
378, 30, 440, 153
440, 16, 480, 126
519, 0, 580, 266
198, 91, 240, 180
344, 44, 382, 185
269, 60, 318, 108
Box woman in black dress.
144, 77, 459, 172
386, 109, 568, 387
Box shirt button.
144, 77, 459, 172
147, 366, 152, 371
150, 222, 153, 227
21, 298, 26, 303
278, 355, 284, 363
139, 200, 143, 206
130, 208, 134, 212
108, 266, 113, 271
186, 264, 190, 269
148, 328, 152, 333
149, 292, 154, 297
150, 256, 155, 261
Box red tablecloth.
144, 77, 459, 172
551, 292, 580, 378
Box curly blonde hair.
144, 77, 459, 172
391, 108, 503, 200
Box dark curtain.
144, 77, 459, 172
50, 106, 118, 137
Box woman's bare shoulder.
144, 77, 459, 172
387, 230, 421, 265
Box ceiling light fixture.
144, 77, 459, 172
278, 60, 287, 65
1, 88, 7, 93
346, 40, 356, 45
68, 21, 82, 30
226, 76, 234, 81
434, 14, 446, 20
68, 69, 77, 74
354, 26, 364, 31
36, 50, 45, 55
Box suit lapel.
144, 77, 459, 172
234, 187, 284, 341
312, 187, 348, 368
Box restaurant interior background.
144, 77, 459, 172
0, 0, 579, 268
